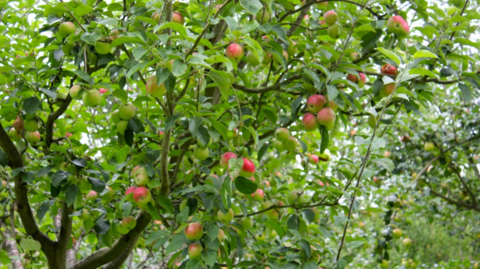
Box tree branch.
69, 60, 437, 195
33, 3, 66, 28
232, 74, 301, 94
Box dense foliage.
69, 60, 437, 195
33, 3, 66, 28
0, 0, 479, 268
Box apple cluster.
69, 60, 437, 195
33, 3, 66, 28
302, 94, 336, 132
8, 116, 42, 144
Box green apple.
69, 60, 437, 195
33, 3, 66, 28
117, 120, 129, 135
275, 128, 290, 142
116, 223, 130, 235
122, 216, 137, 230
24, 120, 38, 132
102, 186, 114, 202
194, 146, 209, 161
424, 142, 435, 151
70, 85, 81, 98
82, 89, 101, 107
217, 208, 234, 224
79, 208, 89, 220
118, 103, 136, 120
111, 110, 121, 124
392, 228, 402, 238
288, 191, 302, 204
146, 75, 166, 98
59, 22, 76, 37
241, 217, 253, 230
282, 136, 298, 152
95, 41, 111, 55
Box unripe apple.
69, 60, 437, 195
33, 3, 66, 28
82, 89, 101, 107
288, 191, 302, 204
118, 103, 136, 120
146, 75, 166, 97
59, 22, 76, 37
411, 172, 418, 180
225, 43, 244, 60
307, 95, 326, 113
117, 120, 129, 135
241, 217, 253, 230
13, 116, 24, 132
122, 216, 137, 230
125, 186, 136, 202
317, 107, 336, 130
172, 12, 184, 24
275, 128, 290, 142
246, 52, 260, 66
424, 142, 435, 151
95, 41, 111, 55
386, 15, 410, 37
8, 128, 21, 140
86, 190, 98, 201
221, 152, 237, 169
240, 158, 255, 177
217, 208, 234, 223
117, 223, 130, 234
79, 208, 89, 220
381, 64, 398, 75
273, 140, 285, 152
188, 243, 203, 259
311, 208, 320, 222
217, 229, 225, 242
24, 119, 38, 132
403, 237, 412, 247
380, 83, 395, 97
262, 51, 273, 65
309, 154, 319, 164
327, 23, 341, 38
380, 259, 389, 268
185, 222, 204, 240
133, 166, 149, 186
62, 42, 74, 55
251, 189, 264, 201
302, 113, 318, 132
194, 146, 209, 161
102, 186, 114, 202
324, 10, 338, 25
392, 228, 402, 238
25, 131, 41, 143
282, 136, 298, 152
368, 115, 377, 129
151, 12, 160, 23
256, 9, 270, 24
70, 85, 82, 98
133, 187, 151, 207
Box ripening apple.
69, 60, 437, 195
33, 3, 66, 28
317, 107, 336, 130
381, 64, 398, 75
329, 100, 338, 111
350, 52, 360, 60
256, 9, 270, 24
194, 146, 209, 161
288, 191, 302, 204
275, 128, 290, 142
188, 243, 203, 259
220, 152, 237, 169
373, 176, 380, 185
151, 12, 160, 23
217, 229, 225, 242
59, 22, 76, 37
282, 136, 298, 152
117, 120, 129, 135
225, 43, 244, 60
86, 190, 98, 201
386, 15, 410, 37
302, 113, 318, 132
70, 85, 81, 98
403, 237, 412, 247
368, 115, 377, 129
327, 23, 341, 38
380, 83, 395, 97
118, 103, 136, 120
95, 41, 111, 55
262, 51, 273, 65
240, 158, 255, 177
241, 217, 253, 230
8, 128, 21, 140
246, 52, 260, 66
146, 75, 166, 97
133, 166, 149, 186
122, 216, 137, 230
287, 40, 297, 57
133, 187, 151, 207
79, 208, 89, 220
392, 228, 403, 238
102, 186, 114, 202
82, 89, 101, 107
172, 12, 184, 24
251, 189, 264, 201
424, 142, 435, 151
25, 131, 41, 143
309, 154, 319, 164
1, 180, 6, 189
185, 222, 204, 240
110, 29, 120, 41
307, 95, 326, 113
324, 10, 338, 25
217, 208, 234, 223
125, 186, 136, 202
346, 72, 366, 87
13, 116, 23, 132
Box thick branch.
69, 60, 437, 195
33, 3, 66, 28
46, 94, 73, 148
57, 203, 73, 267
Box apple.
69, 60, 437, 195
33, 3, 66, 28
307, 95, 326, 113
79, 208, 89, 220
256, 9, 270, 24
110, 29, 120, 41
8, 128, 21, 140
424, 142, 435, 151
411, 172, 418, 180
185, 222, 204, 240
380, 259, 389, 268
82, 89, 101, 107
273, 140, 284, 152
251, 189, 264, 201
110, 111, 120, 124
1, 180, 6, 189
287, 40, 297, 57
133, 166, 149, 186
217, 208, 234, 223
241, 217, 253, 230
373, 176, 380, 184
275, 128, 290, 142
194, 146, 209, 161
220, 152, 237, 169
350, 52, 360, 60
217, 229, 225, 242
62, 42, 74, 55
146, 75, 166, 97
59, 22, 76, 37
100, 89, 108, 95
25, 131, 41, 143
316, 107, 336, 130
309, 154, 319, 164
13, 116, 24, 132
118, 103, 136, 120
86, 190, 98, 201
262, 51, 273, 64
381, 64, 398, 75
392, 228, 402, 238
283, 136, 298, 152
188, 243, 203, 259
117, 120, 129, 135
24, 119, 37, 132
347, 72, 366, 87
324, 10, 338, 25
288, 191, 302, 204
246, 52, 260, 66
386, 15, 410, 36
151, 12, 160, 23
380, 83, 395, 97
133, 187, 151, 207
302, 113, 318, 132
240, 158, 255, 177
311, 208, 320, 222
327, 23, 341, 38
403, 237, 412, 247
172, 12, 184, 24
368, 115, 377, 129
117, 223, 130, 235
70, 85, 81, 98
329, 100, 338, 111
95, 41, 111, 54
102, 186, 114, 202
122, 216, 137, 230
125, 186, 136, 202
226, 43, 244, 60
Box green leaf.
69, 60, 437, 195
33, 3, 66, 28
208, 70, 232, 99
155, 196, 174, 214
377, 47, 401, 65
176, 207, 189, 224
74, 70, 91, 83
240, 0, 263, 14
372, 158, 394, 172
158, 22, 187, 37
165, 114, 181, 131
23, 97, 40, 115
413, 50, 438, 59
65, 185, 79, 207
165, 234, 186, 254
458, 83, 472, 103
132, 46, 148, 61
299, 239, 311, 259
51, 170, 70, 187
320, 126, 329, 154
234, 176, 258, 194
87, 177, 106, 193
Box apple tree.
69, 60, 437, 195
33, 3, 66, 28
0, 0, 479, 268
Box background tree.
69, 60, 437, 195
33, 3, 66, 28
0, 0, 479, 268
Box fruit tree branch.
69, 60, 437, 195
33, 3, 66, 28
234, 200, 338, 218
232, 74, 301, 94
450, 165, 477, 205
59, 0, 86, 32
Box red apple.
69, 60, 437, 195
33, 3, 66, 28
347, 72, 366, 87
381, 64, 398, 75
309, 155, 319, 164
251, 189, 264, 201
386, 15, 410, 36
324, 10, 338, 25
99, 88, 108, 94
307, 95, 326, 113
172, 12, 184, 24
133, 187, 151, 207
185, 222, 204, 240
220, 152, 237, 169
241, 158, 255, 177
225, 43, 244, 60
86, 190, 98, 201
125, 186, 136, 202
188, 243, 203, 259
316, 107, 336, 130
302, 113, 318, 132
